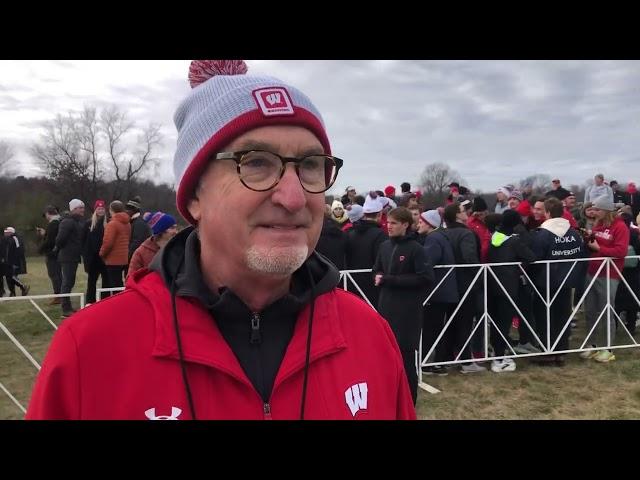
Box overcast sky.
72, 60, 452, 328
1, 60, 639, 196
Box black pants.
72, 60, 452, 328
533, 288, 573, 352
45, 256, 62, 294
516, 284, 538, 346
400, 348, 418, 406
86, 264, 107, 303
491, 296, 516, 357
442, 295, 474, 361
105, 265, 126, 290
60, 262, 79, 313
422, 302, 452, 363
1, 267, 26, 295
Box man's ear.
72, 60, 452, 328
187, 195, 201, 223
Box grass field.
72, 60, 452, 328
1, 257, 640, 420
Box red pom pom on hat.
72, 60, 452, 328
188, 60, 249, 88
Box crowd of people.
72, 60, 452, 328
315, 175, 639, 400
2, 197, 179, 318
19, 60, 640, 419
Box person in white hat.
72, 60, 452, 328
54, 199, 86, 318
1, 227, 30, 297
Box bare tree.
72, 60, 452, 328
519, 173, 552, 194
75, 106, 102, 200
31, 104, 164, 203
417, 162, 466, 205
0, 140, 15, 177
101, 105, 162, 200
31, 113, 92, 201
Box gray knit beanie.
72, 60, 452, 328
174, 60, 331, 224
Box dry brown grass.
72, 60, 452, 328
2, 257, 640, 420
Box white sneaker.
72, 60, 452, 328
491, 359, 516, 373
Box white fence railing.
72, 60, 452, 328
339, 256, 640, 393
0, 292, 85, 414
2, 256, 639, 413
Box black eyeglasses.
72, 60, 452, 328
215, 150, 343, 194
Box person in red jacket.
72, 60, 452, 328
467, 196, 490, 263
26, 60, 415, 420
581, 195, 630, 363
126, 212, 178, 279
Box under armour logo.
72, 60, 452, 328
253, 87, 295, 116
345, 382, 368, 417
145, 407, 182, 420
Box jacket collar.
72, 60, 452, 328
128, 269, 347, 391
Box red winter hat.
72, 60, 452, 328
384, 185, 396, 197
94, 200, 105, 209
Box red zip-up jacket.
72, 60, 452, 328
26, 268, 416, 420
562, 208, 578, 229
588, 217, 630, 280
467, 216, 490, 262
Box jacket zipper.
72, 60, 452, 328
389, 244, 399, 274
250, 312, 269, 418
250, 312, 261, 344
263, 402, 272, 420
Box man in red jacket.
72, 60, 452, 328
26, 60, 416, 420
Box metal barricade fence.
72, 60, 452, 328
2, 256, 638, 412
0, 292, 86, 413
339, 256, 640, 392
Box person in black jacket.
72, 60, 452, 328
55, 199, 86, 317
373, 207, 434, 404
417, 210, 461, 376
609, 181, 627, 205
1, 227, 30, 296
530, 197, 586, 366
126, 197, 152, 263
36, 205, 62, 303
441, 203, 483, 368
614, 213, 640, 335
315, 207, 347, 270
488, 209, 537, 372
345, 196, 387, 307
82, 200, 108, 304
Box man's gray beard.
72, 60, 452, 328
245, 245, 309, 275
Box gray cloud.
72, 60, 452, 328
2, 60, 640, 193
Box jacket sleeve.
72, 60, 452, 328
40, 221, 59, 254
530, 231, 546, 260
383, 246, 435, 288
127, 247, 144, 279
423, 236, 443, 265
372, 231, 388, 264
25, 324, 81, 420
55, 219, 71, 251
372, 248, 384, 278
99, 222, 115, 259
598, 223, 630, 258
459, 230, 480, 264
514, 237, 538, 265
